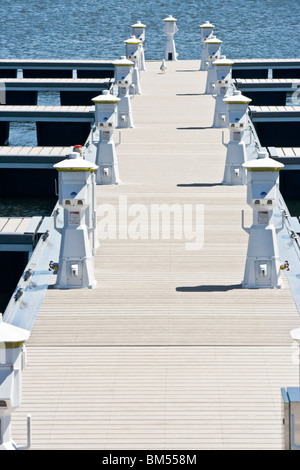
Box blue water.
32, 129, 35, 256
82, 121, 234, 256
0, 0, 299, 61
0, 0, 299, 148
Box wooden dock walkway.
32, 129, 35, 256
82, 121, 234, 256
0, 78, 113, 91
0, 59, 114, 78
12, 60, 300, 450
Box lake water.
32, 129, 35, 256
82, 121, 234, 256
0, 0, 299, 61
0, 0, 299, 216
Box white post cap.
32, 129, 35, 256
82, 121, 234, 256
164, 15, 177, 22
113, 56, 134, 67
291, 328, 300, 344
132, 21, 146, 28
242, 152, 284, 171
92, 90, 120, 104
200, 21, 215, 28
223, 90, 252, 105
0, 317, 30, 347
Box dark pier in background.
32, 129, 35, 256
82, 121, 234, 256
267, 147, 300, 207
232, 58, 300, 79
249, 106, 300, 148
234, 79, 300, 106
0, 59, 115, 79
0, 146, 71, 198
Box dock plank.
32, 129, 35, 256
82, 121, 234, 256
1, 217, 25, 233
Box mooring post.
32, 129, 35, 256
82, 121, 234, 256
242, 150, 284, 289
124, 35, 142, 95
113, 56, 134, 128
212, 57, 234, 128
0, 319, 30, 450
131, 21, 147, 71
204, 36, 223, 93
163, 15, 178, 61
222, 91, 252, 185
92, 90, 121, 185
199, 21, 215, 71
53, 153, 98, 289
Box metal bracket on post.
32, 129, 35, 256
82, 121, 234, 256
53, 208, 62, 235
241, 209, 250, 234
18, 414, 32, 450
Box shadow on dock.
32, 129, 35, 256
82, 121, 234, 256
176, 93, 203, 96
177, 183, 223, 187
176, 126, 212, 130
176, 284, 242, 292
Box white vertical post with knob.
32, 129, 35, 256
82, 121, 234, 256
0, 319, 30, 450
242, 151, 284, 289
199, 21, 215, 70
53, 153, 98, 289
222, 91, 252, 185
92, 91, 121, 184
131, 21, 146, 71
113, 56, 134, 128
124, 35, 142, 95
204, 36, 223, 94
212, 57, 234, 128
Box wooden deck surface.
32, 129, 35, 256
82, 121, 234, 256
0, 146, 70, 156
12, 60, 300, 450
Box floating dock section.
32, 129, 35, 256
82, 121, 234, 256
232, 59, 300, 78
0, 105, 94, 146
5, 59, 300, 450
234, 79, 300, 106
249, 106, 300, 147
0, 59, 115, 78
0, 78, 113, 105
